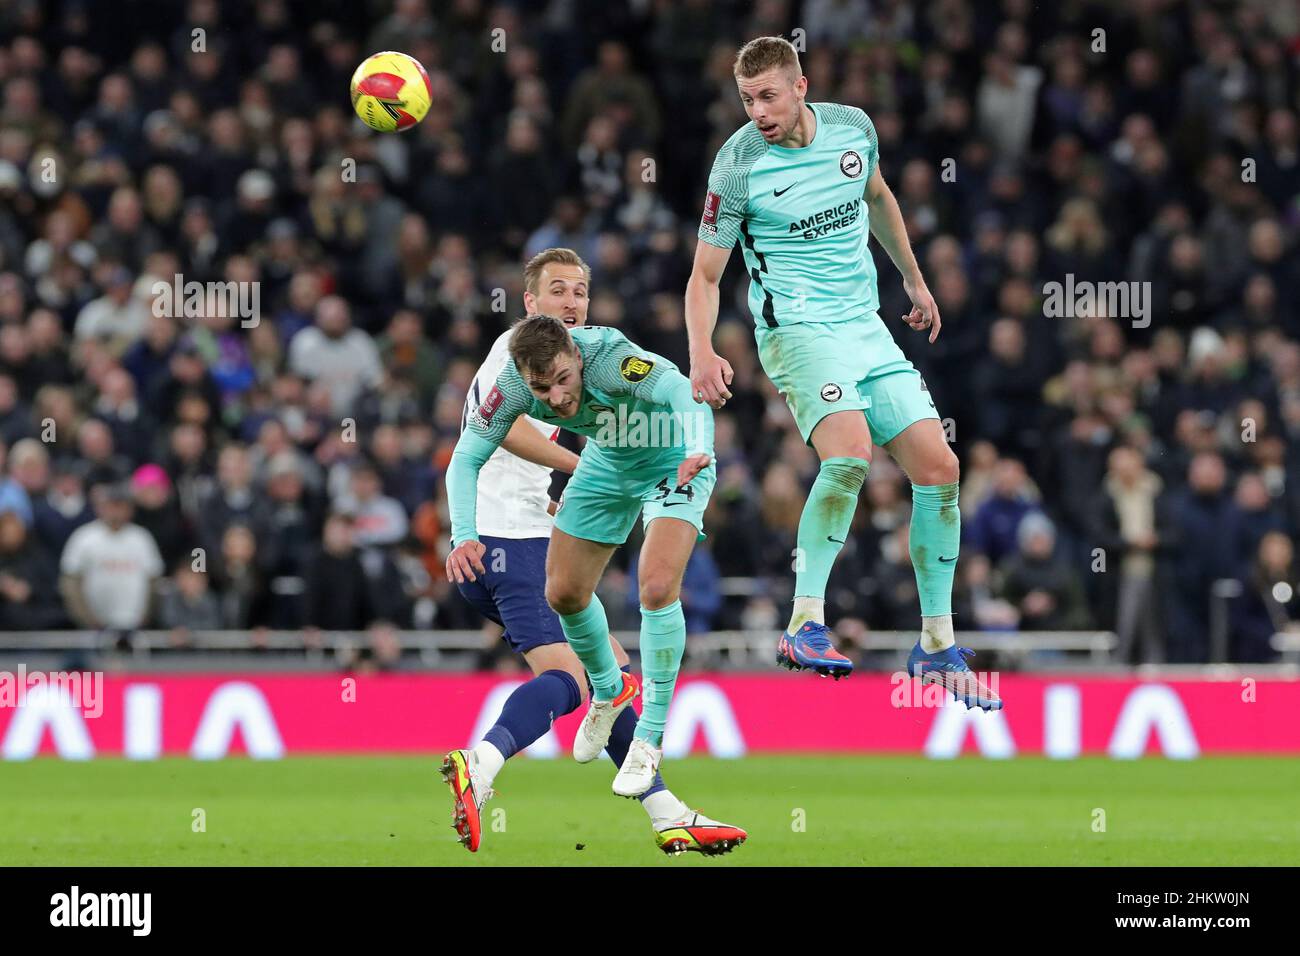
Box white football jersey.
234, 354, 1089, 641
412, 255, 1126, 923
460, 329, 559, 538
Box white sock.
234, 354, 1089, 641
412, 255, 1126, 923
642, 789, 689, 824
788, 597, 825, 632
470, 741, 506, 788
920, 614, 955, 653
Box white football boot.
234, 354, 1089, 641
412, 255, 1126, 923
573, 671, 639, 763
612, 737, 661, 797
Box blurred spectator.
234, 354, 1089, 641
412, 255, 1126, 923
998, 513, 1091, 631
32, 459, 94, 556
1166, 452, 1241, 662
288, 295, 382, 417
967, 458, 1039, 564
158, 563, 223, 633
1091, 446, 1168, 662
376, 309, 442, 411
195, 442, 256, 554
253, 450, 321, 628
971, 319, 1043, 459
0, 374, 33, 444
129, 463, 188, 568
562, 40, 661, 148
303, 511, 381, 631
0, 438, 35, 526
336, 460, 408, 549
94, 366, 154, 464
1232, 471, 1286, 569
0, 508, 65, 629
58, 482, 163, 630
212, 523, 269, 629
1231, 531, 1300, 662
74, 265, 149, 355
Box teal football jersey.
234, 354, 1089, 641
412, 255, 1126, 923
466, 325, 710, 462
698, 102, 880, 327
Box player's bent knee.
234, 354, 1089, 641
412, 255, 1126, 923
925, 447, 959, 486
937, 447, 960, 485
526, 648, 590, 706
544, 582, 589, 617
638, 577, 680, 612
908, 443, 959, 487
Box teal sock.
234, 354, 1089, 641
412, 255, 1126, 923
794, 457, 869, 599
558, 596, 623, 700
633, 600, 686, 747
910, 482, 960, 616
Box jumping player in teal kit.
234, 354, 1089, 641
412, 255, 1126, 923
685, 36, 1001, 709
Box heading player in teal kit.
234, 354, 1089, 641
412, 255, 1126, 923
446, 316, 732, 798
686, 36, 1000, 709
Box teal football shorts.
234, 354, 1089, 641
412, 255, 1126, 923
553, 449, 715, 545
754, 313, 940, 446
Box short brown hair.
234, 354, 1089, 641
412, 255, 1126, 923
733, 36, 801, 80
523, 247, 591, 296
508, 314, 576, 379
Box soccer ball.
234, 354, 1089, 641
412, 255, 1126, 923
349, 51, 432, 133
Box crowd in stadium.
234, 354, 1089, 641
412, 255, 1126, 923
0, 0, 1298, 664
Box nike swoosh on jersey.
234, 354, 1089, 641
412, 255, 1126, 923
773, 183, 796, 196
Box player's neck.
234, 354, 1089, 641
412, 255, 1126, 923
776, 103, 817, 149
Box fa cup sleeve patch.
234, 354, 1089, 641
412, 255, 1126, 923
701, 190, 721, 232
475, 384, 504, 424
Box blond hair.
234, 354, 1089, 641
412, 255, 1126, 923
522, 247, 591, 296
733, 36, 801, 80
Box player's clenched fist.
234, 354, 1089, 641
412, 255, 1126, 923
689, 351, 734, 408
446, 539, 487, 584
676, 454, 712, 488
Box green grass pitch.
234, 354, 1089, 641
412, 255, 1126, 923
2, 755, 1297, 866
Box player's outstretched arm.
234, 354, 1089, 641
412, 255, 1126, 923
447, 377, 529, 584
685, 240, 735, 408
500, 417, 580, 474
445, 428, 500, 583
865, 166, 942, 343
